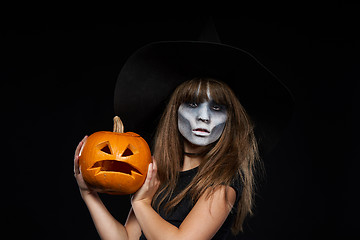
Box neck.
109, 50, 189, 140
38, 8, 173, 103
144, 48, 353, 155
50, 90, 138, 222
182, 140, 205, 171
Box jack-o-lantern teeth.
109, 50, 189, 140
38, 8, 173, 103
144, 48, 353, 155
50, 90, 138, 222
90, 160, 142, 176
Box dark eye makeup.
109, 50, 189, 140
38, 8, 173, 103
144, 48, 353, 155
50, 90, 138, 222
188, 102, 198, 108
184, 101, 226, 112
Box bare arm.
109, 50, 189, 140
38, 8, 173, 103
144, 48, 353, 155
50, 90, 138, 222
131, 161, 236, 240
74, 136, 141, 240
81, 191, 131, 240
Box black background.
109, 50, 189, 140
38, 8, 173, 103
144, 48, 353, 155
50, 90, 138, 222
3, 4, 359, 240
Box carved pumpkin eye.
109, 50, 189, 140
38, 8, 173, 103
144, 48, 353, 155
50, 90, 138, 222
122, 144, 136, 157
122, 148, 133, 157
97, 141, 112, 155
101, 145, 112, 154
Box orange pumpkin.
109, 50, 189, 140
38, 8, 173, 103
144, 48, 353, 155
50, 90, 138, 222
79, 116, 151, 195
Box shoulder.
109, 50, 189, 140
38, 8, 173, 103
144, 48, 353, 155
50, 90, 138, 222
178, 185, 236, 239
229, 172, 243, 202
211, 185, 236, 201
200, 185, 236, 214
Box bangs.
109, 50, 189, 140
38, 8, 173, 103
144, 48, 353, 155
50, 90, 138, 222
177, 78, 231, 106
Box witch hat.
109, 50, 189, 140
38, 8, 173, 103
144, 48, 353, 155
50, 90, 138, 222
114, 19, 294, 156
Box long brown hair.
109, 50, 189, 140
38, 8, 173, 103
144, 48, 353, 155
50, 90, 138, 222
152, 78, 261, 234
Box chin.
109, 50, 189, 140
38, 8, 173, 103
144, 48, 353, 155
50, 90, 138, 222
191, 142, 208, 147
189, 137, 215, 147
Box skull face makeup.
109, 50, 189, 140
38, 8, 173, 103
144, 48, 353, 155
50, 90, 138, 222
178, 97, 228, 146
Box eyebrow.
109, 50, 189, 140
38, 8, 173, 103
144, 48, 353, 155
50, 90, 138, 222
208, 99, 225, 106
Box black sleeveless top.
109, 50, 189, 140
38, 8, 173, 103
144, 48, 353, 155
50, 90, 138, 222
139, 167, 242, 240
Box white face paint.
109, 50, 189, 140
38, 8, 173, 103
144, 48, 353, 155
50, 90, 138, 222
177, 89, 228, 146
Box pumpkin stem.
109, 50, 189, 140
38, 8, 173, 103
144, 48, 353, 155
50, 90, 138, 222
113, 116, 124, 133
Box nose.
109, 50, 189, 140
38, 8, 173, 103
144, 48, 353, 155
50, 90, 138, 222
197, 103, 210, 123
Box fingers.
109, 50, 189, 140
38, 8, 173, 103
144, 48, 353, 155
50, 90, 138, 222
152, 162, 159, 187
75, 135, 88, 159
146, 163, 153, 183
151, 156, 159, 182
74, 135, 87, 176
144, 161, 159, 187
74, 156, 80, 175
152, 160, 158, 179
145, 161, 159, 190
131, 161, 159, 204
152, 156, 157, 168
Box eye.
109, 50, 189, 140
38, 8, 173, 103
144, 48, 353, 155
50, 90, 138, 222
188, 103, 198, 108
212, 104, 226, 111
209, 100, 226, 111
212, 105, 221, 111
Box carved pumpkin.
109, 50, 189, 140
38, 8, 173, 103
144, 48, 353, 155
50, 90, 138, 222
79, 116, 151, 195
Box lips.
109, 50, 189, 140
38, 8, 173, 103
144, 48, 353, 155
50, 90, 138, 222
192, 128, 211, 136
193, 128, 210, 133
89, 160, 142, 176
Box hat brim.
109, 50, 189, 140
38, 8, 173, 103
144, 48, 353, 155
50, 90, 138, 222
114, 41, 294, 155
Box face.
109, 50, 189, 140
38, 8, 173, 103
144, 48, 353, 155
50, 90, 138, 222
178, 94, 228, 146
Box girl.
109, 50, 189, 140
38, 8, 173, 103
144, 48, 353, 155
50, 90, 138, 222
74, 77, 261, 239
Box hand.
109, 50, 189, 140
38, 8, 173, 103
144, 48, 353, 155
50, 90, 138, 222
74, 135, 95, 196
131, 157, 160, 206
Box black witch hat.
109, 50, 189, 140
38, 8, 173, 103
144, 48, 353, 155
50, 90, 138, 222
114, 20, 294, 156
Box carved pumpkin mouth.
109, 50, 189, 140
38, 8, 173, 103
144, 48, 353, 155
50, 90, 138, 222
90, 160, 143, 176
